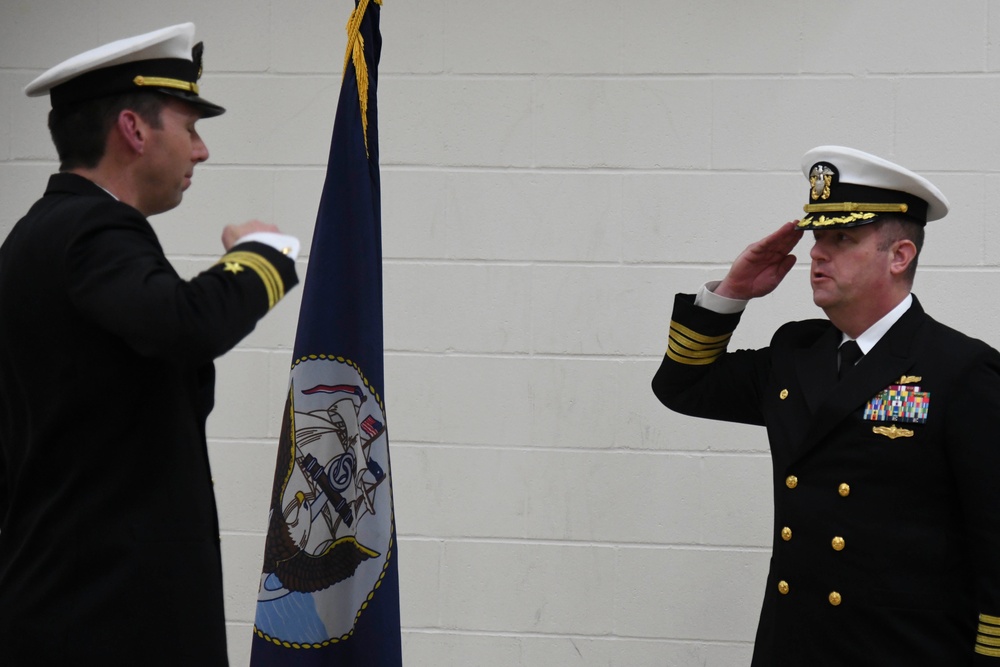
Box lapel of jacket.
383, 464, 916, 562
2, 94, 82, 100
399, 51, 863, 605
792, 296, 927, 461
793, 325, 841, 415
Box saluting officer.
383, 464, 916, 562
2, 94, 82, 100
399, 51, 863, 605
0, 23, 298, 665
652, 146, 1000, 665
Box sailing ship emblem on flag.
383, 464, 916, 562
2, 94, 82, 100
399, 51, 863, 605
254, 354, 393, 646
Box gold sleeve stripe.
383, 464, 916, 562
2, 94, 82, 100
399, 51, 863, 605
666, 320, 732, 366
666, 347, 720, 366
669, 321, 733, 345
667, 338, 727, 359
976, 643, 1000, 657
216, 251, 285, 310
978, 614, 1000, 655
670, 332, 730, 354
220, 252, 282, 309
667, 347, 719, 366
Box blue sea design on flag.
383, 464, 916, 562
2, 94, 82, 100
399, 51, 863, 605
255, 586, 327, 644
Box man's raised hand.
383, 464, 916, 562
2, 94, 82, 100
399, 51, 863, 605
715, 222, 804, 300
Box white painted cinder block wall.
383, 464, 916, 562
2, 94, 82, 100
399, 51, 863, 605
4, 1, 1000, 665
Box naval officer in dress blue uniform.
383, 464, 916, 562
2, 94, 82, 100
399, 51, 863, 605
652, 146, 1000, 665
0, 23, 299, 665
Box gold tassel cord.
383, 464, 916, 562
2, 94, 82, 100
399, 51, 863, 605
343, 0, 382, 156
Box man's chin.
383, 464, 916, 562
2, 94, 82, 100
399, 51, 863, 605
812, 291, 834, 309
146, 196, 184, 218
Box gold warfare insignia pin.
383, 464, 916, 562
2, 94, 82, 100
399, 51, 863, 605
873, 425, 914, 440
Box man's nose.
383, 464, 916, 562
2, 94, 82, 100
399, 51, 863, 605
193, 136, 209, 163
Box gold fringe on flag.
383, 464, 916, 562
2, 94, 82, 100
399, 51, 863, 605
343, 0, 382, 156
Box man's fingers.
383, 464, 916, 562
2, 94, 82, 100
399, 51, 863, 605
221, 220, 283, 251
775, 253, 798, 282
756, 221, 804, 256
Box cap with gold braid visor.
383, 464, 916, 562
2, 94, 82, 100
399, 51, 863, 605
796, 145, 948, 230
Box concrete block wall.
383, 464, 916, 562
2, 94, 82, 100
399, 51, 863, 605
4, 1, 1000, 665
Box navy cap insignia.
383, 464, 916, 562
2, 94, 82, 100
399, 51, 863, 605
810, 164, 835, 201
864, 383, 930, 425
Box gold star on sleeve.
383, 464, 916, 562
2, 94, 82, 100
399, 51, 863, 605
215, 251, 286, 309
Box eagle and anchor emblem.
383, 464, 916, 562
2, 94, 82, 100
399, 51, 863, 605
254, 354, 394, 647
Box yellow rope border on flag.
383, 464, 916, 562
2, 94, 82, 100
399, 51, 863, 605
252, 352, 395, 649
343, 0, 382, 156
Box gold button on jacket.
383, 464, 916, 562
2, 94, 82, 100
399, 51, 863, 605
838, 482, 850, 497
829, 591, 842, 606
786, 475, 798, 489
831, 536, 845, 551
781, 527, 792, 541
778, 581, 790, 595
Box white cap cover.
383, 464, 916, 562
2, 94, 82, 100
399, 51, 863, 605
25, 23, 224, 117
798, 145, 948, 229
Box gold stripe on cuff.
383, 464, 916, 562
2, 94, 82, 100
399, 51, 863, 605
216, 251, 284, 309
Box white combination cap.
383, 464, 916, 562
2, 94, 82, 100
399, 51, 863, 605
797, 145, 948, 229
25, 23, 224, 117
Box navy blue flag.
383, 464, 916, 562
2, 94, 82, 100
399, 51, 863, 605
250, 1, 401, 664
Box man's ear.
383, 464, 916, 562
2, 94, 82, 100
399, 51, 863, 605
115, 109, 146, 156
889, 239, 917, 277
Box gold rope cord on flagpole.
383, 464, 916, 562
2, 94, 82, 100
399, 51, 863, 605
343, 0, 382, 156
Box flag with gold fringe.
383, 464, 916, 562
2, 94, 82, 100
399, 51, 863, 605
249, 1, 400, 664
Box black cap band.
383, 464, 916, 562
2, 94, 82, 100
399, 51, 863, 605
50, 57, 199, 108
803, 182, 929, 223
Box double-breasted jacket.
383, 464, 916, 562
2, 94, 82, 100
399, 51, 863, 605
653, 293, 1000, 665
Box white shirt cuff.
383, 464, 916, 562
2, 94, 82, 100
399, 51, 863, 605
237, 232, 300, 261
694, 280, 748, 315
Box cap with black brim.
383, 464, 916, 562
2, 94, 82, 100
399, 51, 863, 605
25, 23, 225, 118
797, 146, 948, 230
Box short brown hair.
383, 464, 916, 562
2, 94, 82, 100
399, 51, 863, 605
875, 216, 924, 284
48, 93, 166, 171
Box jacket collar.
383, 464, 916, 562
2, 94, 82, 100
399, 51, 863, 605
45, 172, 117, 199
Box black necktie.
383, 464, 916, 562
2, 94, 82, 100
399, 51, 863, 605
838, 340, 863, 379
